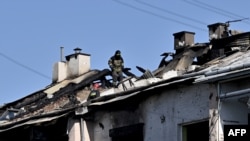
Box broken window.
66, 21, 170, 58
29, 117, 68, 141
30, 126, 48, 141
182, 120, 209, 141
109, 123, 144, 141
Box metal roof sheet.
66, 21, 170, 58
194, 50, 250, 83
44, 70, 99, 95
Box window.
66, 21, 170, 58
109, 123, 144, 141
182, 120, 209, 141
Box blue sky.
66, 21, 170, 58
0, 0, 249, 105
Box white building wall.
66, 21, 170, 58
140, 84, 210, 141
86, 110, 142, 141
86, 83, 211, 141
88, 112, 112, 141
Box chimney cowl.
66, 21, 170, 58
74, 47, 82, 54
65, 48, 90, 61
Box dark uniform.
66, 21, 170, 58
108, 50, 124, 87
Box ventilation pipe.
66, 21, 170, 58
60, 47, 64, 62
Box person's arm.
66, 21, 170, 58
108, 57, 113, 70
121, 57, 124, 69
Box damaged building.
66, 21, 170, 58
0, 22, 250, 141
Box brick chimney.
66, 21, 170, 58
52, 48, 91, 83
173, 31, 195, 54
207, 22, 228, 40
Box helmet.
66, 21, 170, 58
115, 50, 121, 55
93, 83, 99, 89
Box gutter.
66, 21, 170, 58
220, 88, 250, 100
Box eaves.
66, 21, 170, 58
0, 113, 68, 132
0, 106, 75, 132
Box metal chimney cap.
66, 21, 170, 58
74, 47, 82, 54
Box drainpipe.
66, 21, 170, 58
217, 83, 221, 141
80, 118, 84, 141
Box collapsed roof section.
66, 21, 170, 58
0, 22, 250, 131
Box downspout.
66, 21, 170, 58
217, 82, 221, 141
80, 118, 84, 141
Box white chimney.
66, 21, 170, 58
52, 61, 67, 82
52, 48, 91, 83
